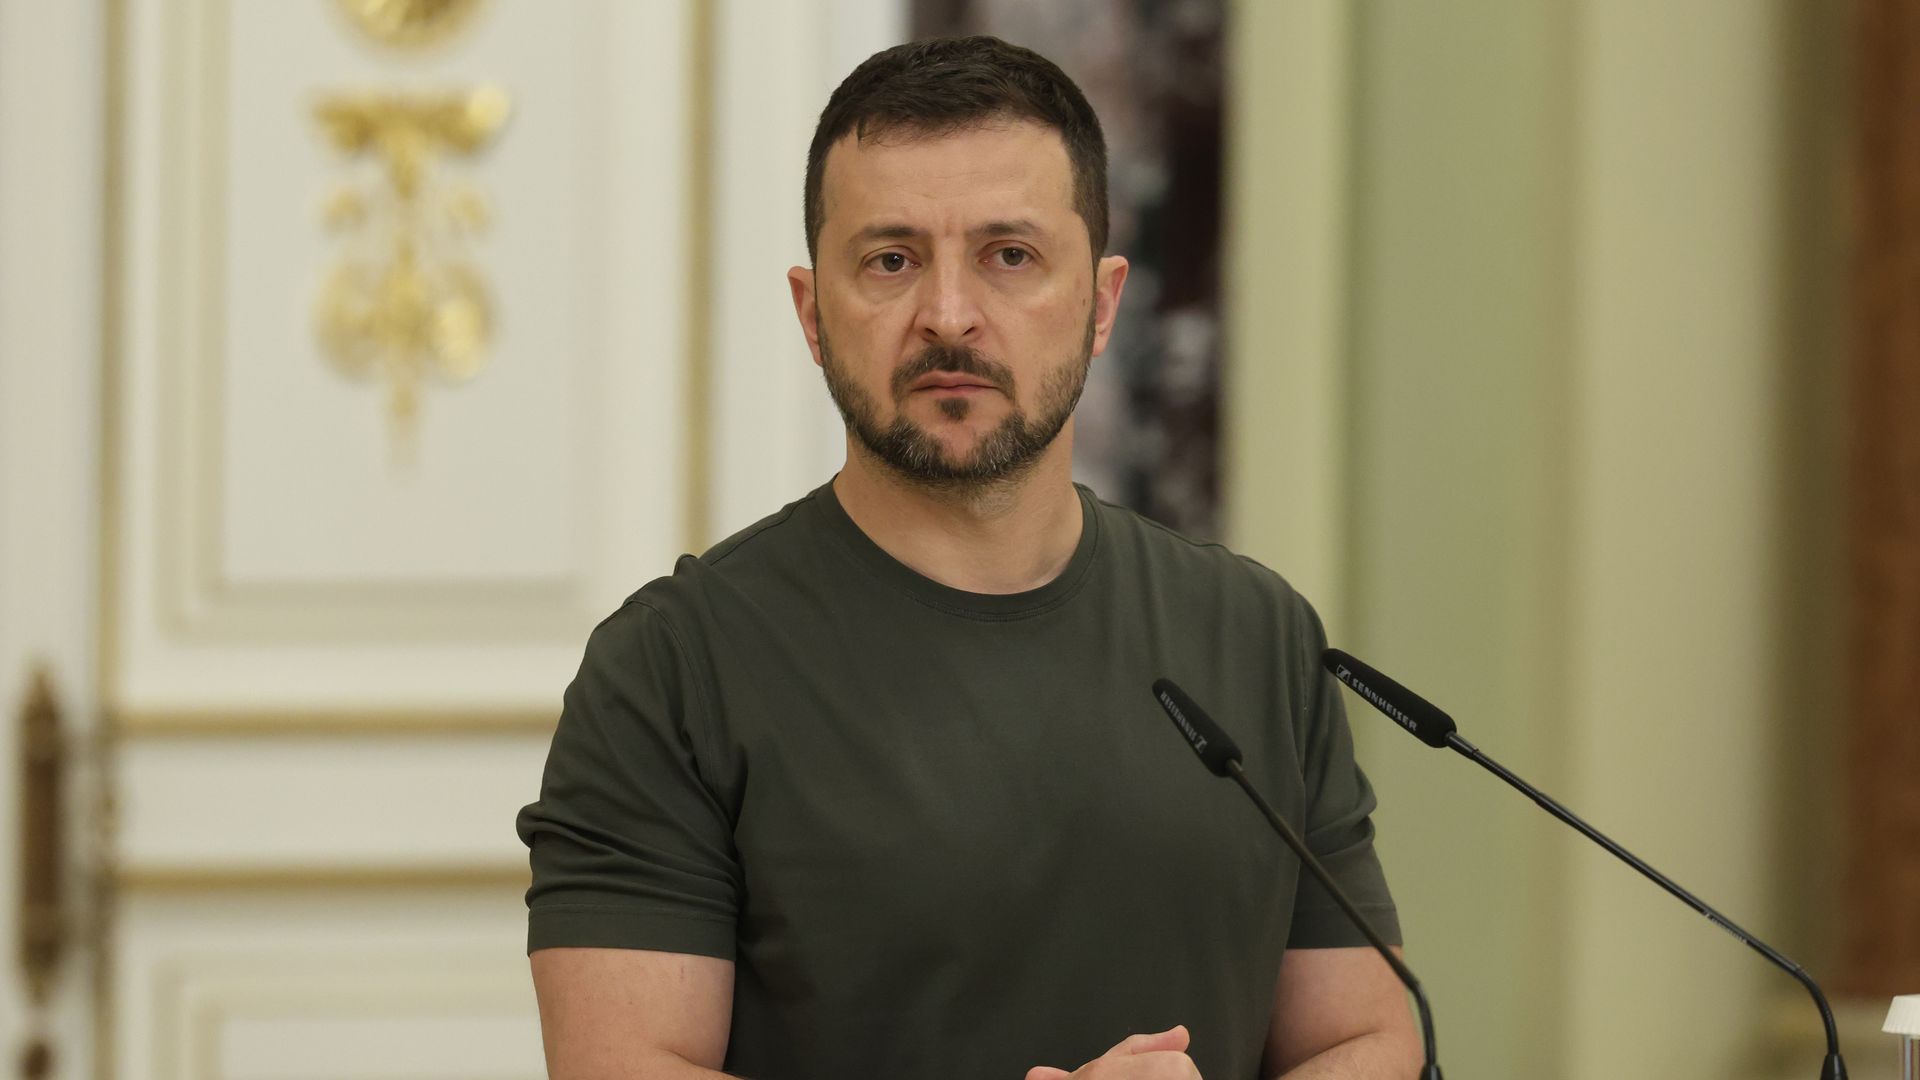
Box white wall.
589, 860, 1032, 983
706, 0, 908, 542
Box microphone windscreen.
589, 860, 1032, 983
1152, 679, 1244, 777
1321, 649, 1457, 748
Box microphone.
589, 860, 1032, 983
1152, 679, 1444, 1080
1321, 648, 1848, 1080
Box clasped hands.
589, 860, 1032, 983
1024, 1025, 1203, 1079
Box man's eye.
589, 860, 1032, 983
873, 252, 910, 273
996, 248, 1030, 267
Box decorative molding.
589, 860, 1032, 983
151, 946, 539, 1080
98, 2, 130, 1077
106, 0, 700, 712
144, 0, 580, 641
109, 705, 553, 738
116, 862, 527, 893
333, 0, 488, 53
312, 83, 512, 451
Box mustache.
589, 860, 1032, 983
889, 344, 1016, 399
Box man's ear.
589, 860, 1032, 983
1089, 255, 1130, 358
787, 266, 823, 368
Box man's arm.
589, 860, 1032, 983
531, 947, 736, 1079
1261, 945, 1424, 1080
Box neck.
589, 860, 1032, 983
832, 429, 1084, 595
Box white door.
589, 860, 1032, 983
1, 2, 112, 1077
2, 2, 896, 1077
99, 2, 695, 1076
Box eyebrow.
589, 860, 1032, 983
845, 218, 1051, 251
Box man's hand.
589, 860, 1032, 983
1024, 1025, 1203, 1079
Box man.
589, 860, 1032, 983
516, 36, 1420, 1080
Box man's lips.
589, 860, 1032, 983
909, 373, 1001, 392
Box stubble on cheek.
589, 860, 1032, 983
814, 290, 1093, 489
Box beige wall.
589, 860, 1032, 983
1226, 1, 1849, 1077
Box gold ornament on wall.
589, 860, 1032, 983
311, 84, 511, 452
334, 0, 488, 51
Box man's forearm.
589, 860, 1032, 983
1271, 1031, 1422, 1080
547, 1048, 742, 1080
652, 1054, 742, 1080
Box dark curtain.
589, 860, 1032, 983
911, 0, 1225, 539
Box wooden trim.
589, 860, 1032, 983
1840, 0, 1920, 998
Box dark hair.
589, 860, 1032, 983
804, 35, 1109, 266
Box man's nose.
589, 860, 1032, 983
914, 256, 984, 345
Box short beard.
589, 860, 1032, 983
817, 312, 1095, 494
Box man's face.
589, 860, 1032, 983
789, 119, 1128, 488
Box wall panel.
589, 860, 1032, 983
109, 0, 694, 715
117, 891, 540, 1080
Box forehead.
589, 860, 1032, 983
818, 119, 1079, 241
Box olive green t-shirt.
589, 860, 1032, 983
515, 480, 1399, 1080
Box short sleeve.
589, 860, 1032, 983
1284, 595, 1402, 949
514, 599, 742, 958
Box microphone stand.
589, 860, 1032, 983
1324, 647, 1847, 1080
1222, 758, 1443, 1080
1442, 731, 1846, 1080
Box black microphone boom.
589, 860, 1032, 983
1151, 678, 1443, 1080
1322, 648, 1848, 1080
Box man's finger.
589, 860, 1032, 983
1104, 1024, 1190, 1057
1024, 1068, 1073, 1080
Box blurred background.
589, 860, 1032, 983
1, 1, 1914, 1078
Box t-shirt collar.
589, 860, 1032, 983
810, 476, 1102, 620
